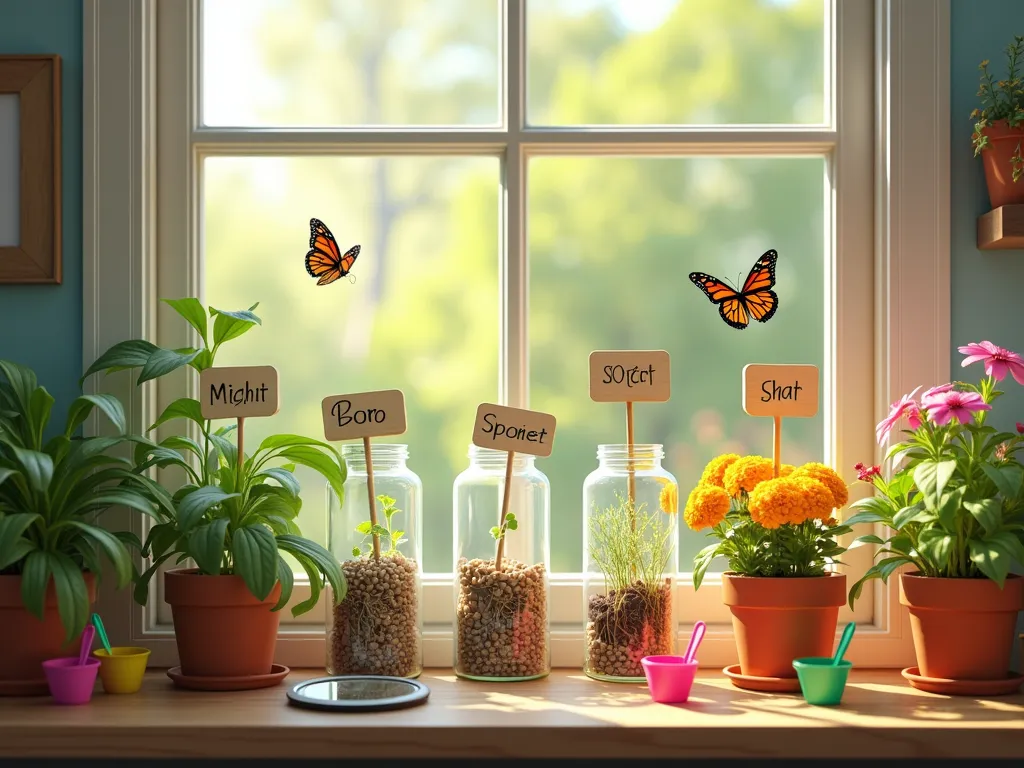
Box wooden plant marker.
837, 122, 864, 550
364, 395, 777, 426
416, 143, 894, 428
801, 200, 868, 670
742, 364, 820, 476
472, 403, 556, 571
199, 366, 280, 484
589, 350, 671, 518
321, 389, 408, 561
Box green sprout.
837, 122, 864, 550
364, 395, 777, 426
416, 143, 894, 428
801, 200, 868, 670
489, 511, 518, 541
352, 494, 407, 558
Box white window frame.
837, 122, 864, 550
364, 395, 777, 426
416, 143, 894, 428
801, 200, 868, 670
85, 0, 949, 670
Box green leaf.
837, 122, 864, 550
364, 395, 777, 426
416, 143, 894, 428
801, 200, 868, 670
232, 524, 279, 601
935, 486, 966, 532
137, 347, 200, 386
210, 304, 261, 346
981, 462, 1024, 501
914, 460, 956, 511
506, 518, 518, 531
80, 339, 160, 384
11, 447, 53, 494
964, 498, 1002, 536
160, 434, 205, 461
391, 529, 404, 541
355, 521, 372, 535
149, 398, 205, 432
505, 512, 516, 521
289, 552, 323, 617
61, 521, 132, 589
208, 431, 238, 467
490, 526, 501, 539
272, 556, 294, 613
276, 533, 346, 608
162, 298, 209, 348
20, 550, 50, 619
893, 504, 933, 530
692, 542, 719, 591
917, 529, 954, 570
0, 513, 38, 569
65, 394, 127, 437
188, 517, 230, 575
133, 554, 173, 606
0, 359, 39, 413
26, 387, 53, 448
969, 537, 1013, 587
49, 551, 91, 643
177, 486, 239, 533
849, 533, 886, 547
847, 556, 912, 608
256, 467, 300, 497
370, 524, 389, 538
275, 445, 345, 501
188, 348, 214, 373
352, 546, 361, 557
841, 509, 889, 527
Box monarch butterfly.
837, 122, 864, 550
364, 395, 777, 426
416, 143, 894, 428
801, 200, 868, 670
688, 249, 779, 330
305, 218, 360, 286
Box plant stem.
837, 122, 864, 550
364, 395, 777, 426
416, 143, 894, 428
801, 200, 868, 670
495, 450, 514, 571
364, 436, 380, 562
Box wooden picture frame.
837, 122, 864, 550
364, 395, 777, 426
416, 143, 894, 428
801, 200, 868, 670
0, 55, 61, 284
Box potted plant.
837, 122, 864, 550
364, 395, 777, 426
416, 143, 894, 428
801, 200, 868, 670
0, 360, 153, 695
685, 457, 850, 684
82, 299, 346, 688
847, 340, 1024, 687
971, 35, 1024, 209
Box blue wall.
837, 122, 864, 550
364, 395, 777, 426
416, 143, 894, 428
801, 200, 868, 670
950, 0, 1024, 429
0, 0, 82, 420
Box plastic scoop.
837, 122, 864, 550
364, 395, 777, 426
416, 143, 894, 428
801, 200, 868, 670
91, 613, 112, 655
832, 621, 856, 666
78, 625, 96, 666
682, 620, 707, 663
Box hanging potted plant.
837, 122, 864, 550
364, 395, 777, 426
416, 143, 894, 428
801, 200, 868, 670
0, 360, 153, 695
971, 35, 1024, 209
685, 457, 850, 689
848, 340, 1024, 693
83, 299, 346, 690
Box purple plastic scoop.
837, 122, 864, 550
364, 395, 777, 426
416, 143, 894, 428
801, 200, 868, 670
682, 620, 707, 663
77, 625, 96, 666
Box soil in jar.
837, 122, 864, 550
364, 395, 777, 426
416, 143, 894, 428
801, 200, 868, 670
456, 557, 547, 679
586, 580, 672, 679
328, 553, 420, 677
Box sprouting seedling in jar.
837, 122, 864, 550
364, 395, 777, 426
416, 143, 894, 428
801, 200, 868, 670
353, 494, 407, 558
489, 511, 518, 542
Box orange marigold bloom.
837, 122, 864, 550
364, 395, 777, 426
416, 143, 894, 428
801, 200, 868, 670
779, 463, 796, 477
748, 476, 834, 529
699, 453, 741, 488
789, 462, 849, 509
723, 455, 775, 497
683, 485, 731, 531
659, 482, 679, 515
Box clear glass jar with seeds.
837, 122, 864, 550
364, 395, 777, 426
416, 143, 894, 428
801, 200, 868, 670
582, 444, 679, 682
452, 444, 550, 681
326, 443, 422, 678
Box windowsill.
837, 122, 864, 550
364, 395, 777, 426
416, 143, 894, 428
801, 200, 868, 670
1, 669, 1020, 759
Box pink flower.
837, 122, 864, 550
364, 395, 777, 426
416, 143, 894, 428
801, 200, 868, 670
876, 387, 923, 445
958, 341, 1024, 384
922, 383, 955, 401
855, 463, 882, 481
923, 390, 991, 426
1017, 422, 1024, 435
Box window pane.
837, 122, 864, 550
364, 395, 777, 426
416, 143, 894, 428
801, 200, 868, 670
201, 0, 501, 127
203, 156, 499, 572
528, 156, 826, 572
527, 0, 827, 126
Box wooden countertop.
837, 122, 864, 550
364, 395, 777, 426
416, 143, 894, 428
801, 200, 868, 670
0, 669, 1021, 759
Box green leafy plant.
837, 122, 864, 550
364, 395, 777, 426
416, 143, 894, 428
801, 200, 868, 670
847, 340, 1024, 608
82, 298, 346, 615
353, 494, 407, 557
589, 493, 672, 600
0, 360, 156, 641
971, 35, 1024, 182
489, 511, 518, 542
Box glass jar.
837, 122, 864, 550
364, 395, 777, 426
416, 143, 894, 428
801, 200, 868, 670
452, 444, 550, 681
582, 444, 679, 682
326, 443, 422, 678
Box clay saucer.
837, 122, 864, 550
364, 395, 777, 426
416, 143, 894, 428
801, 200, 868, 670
167, 663, 290, 692
722, 664, 801, 693
901, 667, 1024, 696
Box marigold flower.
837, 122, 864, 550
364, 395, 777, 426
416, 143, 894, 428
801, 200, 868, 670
723, 455, 775, 497
659, 482, 679, 515
748, 476, 834, 528
683, 485, 731, 531
779, 463, 796, 477
699, 453, 741, 488
790, 462, 849, 509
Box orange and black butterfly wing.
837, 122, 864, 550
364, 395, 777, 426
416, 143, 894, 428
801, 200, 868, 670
688, 271, 751, 330
305, 218, 360, 286
739, 249, 779, 324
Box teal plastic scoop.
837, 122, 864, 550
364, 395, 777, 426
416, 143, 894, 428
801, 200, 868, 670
91, 612, 113, 655
832, 621, 856, 666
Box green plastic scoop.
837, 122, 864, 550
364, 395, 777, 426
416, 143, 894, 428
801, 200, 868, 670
91, 612, 113, 655
832, 621, 856, 666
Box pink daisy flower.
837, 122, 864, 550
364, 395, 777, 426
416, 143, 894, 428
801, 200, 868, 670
876, 386, 923, 445
921, 383, 955, 401
958, 341, 1024, 384
923, 390, 991, 426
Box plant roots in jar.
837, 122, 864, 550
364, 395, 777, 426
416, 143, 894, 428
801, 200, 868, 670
586, 581, 672, 679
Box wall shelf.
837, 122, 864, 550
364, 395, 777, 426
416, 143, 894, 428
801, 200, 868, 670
978, 205, 1024, 249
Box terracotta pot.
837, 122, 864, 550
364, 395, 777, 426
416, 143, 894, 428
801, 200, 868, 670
900, 572, 1023, 680
722, 572, 846, 679
979, 120, 1024, 209
0, 573, 97, 696
165, 568, 282, 678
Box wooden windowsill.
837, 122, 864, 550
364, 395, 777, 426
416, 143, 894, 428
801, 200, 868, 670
1, 669, 1021, 759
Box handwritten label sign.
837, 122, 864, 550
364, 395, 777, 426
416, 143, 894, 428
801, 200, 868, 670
321, 389, 407, 442
742, 364, 819, 418
199, 365, 280, 419
472, 403, 556, 457
589, 350, 671, 402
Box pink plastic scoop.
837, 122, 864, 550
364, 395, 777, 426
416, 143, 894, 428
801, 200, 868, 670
77, 625, 96, 666
681, 620, 707, 663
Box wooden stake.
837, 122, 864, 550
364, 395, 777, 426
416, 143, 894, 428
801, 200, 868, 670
236, 417, 245, 490
364, 436, 380, 561
626, 401, 636, 530
494, 450, 515, 572
773, 415, 782, 478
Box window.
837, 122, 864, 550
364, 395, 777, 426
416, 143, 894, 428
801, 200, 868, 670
85, 0, 950, 670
